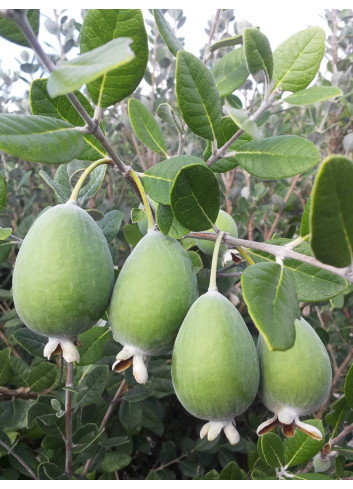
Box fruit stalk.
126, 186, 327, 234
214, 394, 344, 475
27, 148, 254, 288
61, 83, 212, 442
128, 168, 155, 230
209, 231, 225, 291
69, 157, 113, 203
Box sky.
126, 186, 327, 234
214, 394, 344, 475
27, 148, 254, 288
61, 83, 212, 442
0, 4, 340, 97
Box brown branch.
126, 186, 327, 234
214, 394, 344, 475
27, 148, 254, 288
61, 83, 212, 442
0, 386, 53, 401
81, 380, 127, 478
65, 361, 74, 479
0, 439, 38, 480
330, 422, 353, 447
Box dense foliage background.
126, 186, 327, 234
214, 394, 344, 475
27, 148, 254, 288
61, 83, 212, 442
0, 8, 353, 480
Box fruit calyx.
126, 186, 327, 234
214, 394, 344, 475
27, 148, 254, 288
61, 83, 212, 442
257, 408, 323, 440
44, 336, 81, 363
112, 346, 148, 385
200, 419, 240, 445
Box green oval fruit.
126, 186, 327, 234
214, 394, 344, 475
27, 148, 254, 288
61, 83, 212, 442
196, 210, 238, 257
13, 203, 114, 361
197, 258, 238, 296
110, 229, 198, 382
172, 291, 259, 445
257, 317, 332, 440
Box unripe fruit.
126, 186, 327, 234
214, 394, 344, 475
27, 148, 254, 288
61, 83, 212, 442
257, 317, 332, 440
13, 203, 114, 362
172, 290, 259, 445
196, 210, 238, 257
110, 229, 198, 384
197, 258, 238, 296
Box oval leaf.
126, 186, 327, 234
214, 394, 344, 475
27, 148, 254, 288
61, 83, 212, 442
77, 326, 113, 366
227, 107, 260, 140
141, 155, 205, 205
311, 155, 353, 268
47, 37, 134, 98
97, 210, 124, 243
244, 27, 273, 81
285, 86, 342, 105
273, 27, 325, 93
234, 135, 320, 179
80, 9, 148, 107
30, 78, 105, 161
258, 432, 284, 468
170, 163, 220, 231
156, 204, 189, 239
153, 9, 184, 56
209, 34, 243, 54
284, 419, 324, 467
176, 51, 222, 141
0, 114, 84, 164
241, 262, 299, 350
0, 174, 7, 211
212, 48, 249, 97
128, 99, 167, 156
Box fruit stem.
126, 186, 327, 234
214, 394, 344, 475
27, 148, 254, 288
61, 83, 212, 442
237, 246, 255, 265
128, 168, 155, 230
69, 157, 113, 203
209, 231, 225, 292
65, 361, 74, 479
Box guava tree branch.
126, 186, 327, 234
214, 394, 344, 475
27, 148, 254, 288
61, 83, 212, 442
4, 9, 130, 175
187, 232, 353, 283
0, 439, 38, 480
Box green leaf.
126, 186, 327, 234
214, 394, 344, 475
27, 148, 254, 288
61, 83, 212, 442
0, 114, 84, 164
284, 419, 324, 467
0, 10, 39, 47
234, 135, 320, 179
0, 227, 11, 240
241, 262, 299, 350
243, 28, 273, 81
153, 10, 184, 56
47, 37, 134, 98
176, 51, 222, 141
101, 451, 132, 473
285, 86, 343, 105
170, 163, 220, 231
156, 204, 189, 239
0, 174, 7, 211
27, 363, 57, 391
97, 210, 124, 243
0, 243, 11, 263
325, 397, 350, 438
30, 78, 105, 161
141, 155, 205, 205
273, 27, 325, 93
310, 155, 353, 268
344, 363, 353, 410
13, 327, 47, 358
128, 99, 168, 156
186, 250, 203, 274
227, 107, 260, 140
209, 34, 243, 53
73, 423, 103, 454
39, 169, 69, 203
300, 198, 311, 237
157, 103, 184, 134
38, 462, 65, 480
75, 365, 109, 407
0, 348, 12, 385
258, 433, 284, 468
212, 48, 249, 97
77, 326, 112, 366
80, 9, 148, 107
123, 223, 144, 247
119, 400, 143, 435
219, 461, 242, 480
248, 239, 348, 303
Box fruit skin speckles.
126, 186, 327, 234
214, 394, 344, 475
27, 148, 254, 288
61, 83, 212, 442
257, 316, 332, 440
12, 202, 114, 362
172, 290, 260, 445
110, 229, 198, 383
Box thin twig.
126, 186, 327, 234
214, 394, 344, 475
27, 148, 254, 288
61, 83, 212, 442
65, 361, 74, 479
186, 232, 353, 283
0, 439, 38, 480
330, 422, 353, 447
81, 380, 127, 478
202, 9, 222, 63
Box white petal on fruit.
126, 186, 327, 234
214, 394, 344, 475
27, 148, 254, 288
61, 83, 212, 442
295, 417, 323, 440
43, 337, 60, 360
60, 338, 80, 363
224, 421, 240, 445
132, 352, 148, 385
256, 413, 278, 435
